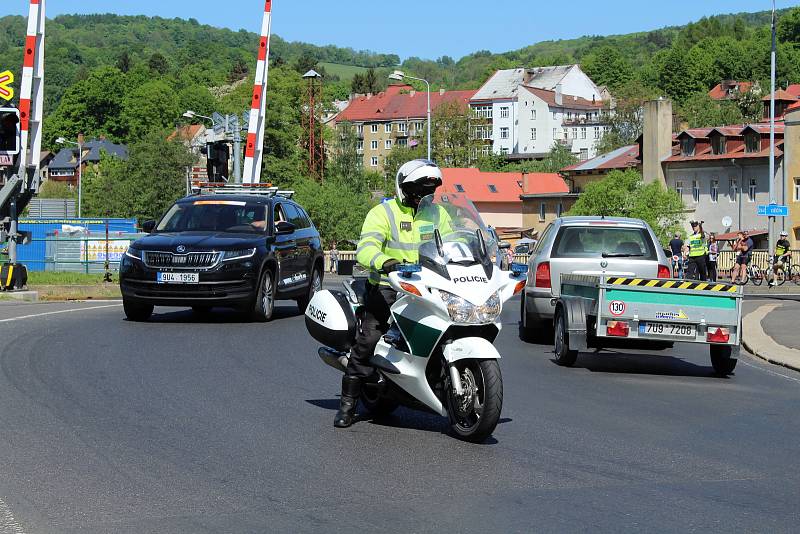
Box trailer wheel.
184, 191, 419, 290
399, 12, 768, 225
554, 310, 578, 367
710, 345, 736, 376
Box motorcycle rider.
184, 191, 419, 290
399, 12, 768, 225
334, 159, 443, 428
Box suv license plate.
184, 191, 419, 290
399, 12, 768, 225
157, 272, 199, 284
639, 322, 695, 338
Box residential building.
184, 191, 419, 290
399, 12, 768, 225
48, 137, 128, 186
170, 124, 209, 180
334, 84, 477, 173
519, 172, 572, 236
708, 80, 756, 101
469, 66, 608, 160
784, 108, 800, 246
560, 144, 640, 193
439, 167, 524, 229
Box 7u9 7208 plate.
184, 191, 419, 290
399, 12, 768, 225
638, 322, 694, 338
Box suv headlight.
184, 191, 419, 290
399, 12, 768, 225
124, 247, 142, 260
439, 290, 501, 324
222, 248, 256, 262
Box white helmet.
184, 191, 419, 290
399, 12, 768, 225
780, 230, 788, 237
395, 159, 443, 207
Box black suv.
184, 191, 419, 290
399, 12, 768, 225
119, 190, 324, 321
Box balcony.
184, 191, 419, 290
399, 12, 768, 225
396, 129, 409, 138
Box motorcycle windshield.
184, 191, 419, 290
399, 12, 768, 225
415, 193, 497, 279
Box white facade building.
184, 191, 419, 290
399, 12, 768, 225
470, 66, 608, 160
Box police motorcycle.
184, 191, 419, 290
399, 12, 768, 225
305, 193, 528, 442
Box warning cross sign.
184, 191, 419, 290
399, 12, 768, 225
0, 70, 13, 101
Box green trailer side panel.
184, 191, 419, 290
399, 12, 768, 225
605, 289, 737, 310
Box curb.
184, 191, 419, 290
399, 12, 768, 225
741, 303, 800, 373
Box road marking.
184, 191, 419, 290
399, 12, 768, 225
739, 356, 800, 384
0, 497, 25, 534
0, 303, 121, 324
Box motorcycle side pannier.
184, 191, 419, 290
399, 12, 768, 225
304, 290, 357, 352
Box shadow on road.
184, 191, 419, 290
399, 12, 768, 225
137, 304, 303, 324
561, 351, 726, 378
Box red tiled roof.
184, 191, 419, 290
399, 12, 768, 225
664, 143, 783, 162
522, 86, 603, 110
762, 88, 798, 101
521, 172, 570, 196
168, 124, 204, 141
562, 144, 640, 173
336, 86, 477, 123
786, 84, 800, 98
440, 168, 523, 203
708, 81, 753, 100
788, 101, 800, 112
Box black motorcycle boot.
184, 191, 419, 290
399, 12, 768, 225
334, 376, 361, 428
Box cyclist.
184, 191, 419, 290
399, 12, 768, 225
769, 230, 792, 286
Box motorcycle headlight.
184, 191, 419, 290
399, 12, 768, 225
222, 248, 256, 262
439, 290, 502, 324
124, 247, 142, 260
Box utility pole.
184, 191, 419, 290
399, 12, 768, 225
768, 0, 777, 257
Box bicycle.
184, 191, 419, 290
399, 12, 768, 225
766, 256, 800, 286
731, 263, 763, 286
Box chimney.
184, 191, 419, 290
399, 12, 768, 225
366, 92, 372, 99
410, 89, 416, 97
523, 69, 535, 85
439, 88, 445, 96
555, 84, 563, 106
642, 99, 673, 185
77, 133, 85, 146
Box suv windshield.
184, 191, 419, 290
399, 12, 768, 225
156, 200, 267, 234
551, 226, 657, 260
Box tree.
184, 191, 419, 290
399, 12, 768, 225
778, 6, 800, 43
37, 180, 76, 200
595, 81, 661, 154
430, 100, 482, 168
328, 121, 364, 190
679, 92, 743, 128
293, 51, 318, 75
292, 178, 373, 248
351, 68, 382, 95
147, 52, 170, 74
116, 51, 132, 73
567, 169, 685, 245
581, 46, 634, 90
119, 80, 181, 140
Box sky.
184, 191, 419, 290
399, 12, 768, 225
5, 0, 800, 60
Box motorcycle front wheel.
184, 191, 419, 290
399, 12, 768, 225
446, 359, 503, 443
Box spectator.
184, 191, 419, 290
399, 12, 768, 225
707, 234, 718, 283
732, 231, 754, 284
329, 242, 339, 274
669, 232, 684, 278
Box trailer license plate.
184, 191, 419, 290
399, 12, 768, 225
639, 322, 694, 337
157, 272, 199, 284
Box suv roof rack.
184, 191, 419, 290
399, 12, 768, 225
190, 182, 295, 199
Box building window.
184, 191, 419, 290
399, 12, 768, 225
500, 106, 509, 118
594, 127, 600, 139
794, 177, 800, 201
580, 127, 587, 139
572, 128, 578, 139
579, 148, 588, 161
539, 202, 546, 222
556, 203, 563, 217
385, 123, 392, 134
692, 180, 700, 203
356, 140, 364, 152
473, 105, 492, 119
748, 178, 757, 202
712, 135, 726, 155
397, 138, 407, 147
552, 111, 558, 120
711, 179, 719, 203
357, 124, 364, 135
481, 146, 490, 156
370, 157, 378, 167
501, 147, 510, 155
371, 124, 379, 133
455, 184, 465, 192
370, 140, 378, 150
566, 112, 573, 120
398, 122, 407, 133
385, 139, 392, 150
681, 137, 696, 157
500, 127, 509, 139
553, 128, 558, 139
675, 180, 684, 197
531, 109, 537, 119
531, 128, 537, 140
729, 178, 738, 202
745, 133, 760, 153
488, 184, 498, 193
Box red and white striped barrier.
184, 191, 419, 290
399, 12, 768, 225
17, 0, 45, 175
242, 0, 272, 184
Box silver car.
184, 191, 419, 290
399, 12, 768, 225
521, 216, 672, 334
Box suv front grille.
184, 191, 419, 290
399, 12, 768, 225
143, 251, 221, 270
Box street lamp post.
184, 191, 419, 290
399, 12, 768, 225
56, 137, 82, 217
389, 70, 432, 161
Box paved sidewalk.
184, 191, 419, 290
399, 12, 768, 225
742, 299, 800, 372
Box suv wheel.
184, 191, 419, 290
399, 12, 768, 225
123, 299, 153, 322
252, 268, 275, 322
296, 267, 322, 313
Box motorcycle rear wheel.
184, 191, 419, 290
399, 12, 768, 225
446, 359, 503, 443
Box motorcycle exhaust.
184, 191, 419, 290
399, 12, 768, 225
318, 347, 349, 373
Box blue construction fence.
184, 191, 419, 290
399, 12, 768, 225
5, 218, 141, 272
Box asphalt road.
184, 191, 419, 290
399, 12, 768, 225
0, 295, 799, 533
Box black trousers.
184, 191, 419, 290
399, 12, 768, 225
346, 284, 397, 380
687, 255, 708, 281
707, 259, 717, 282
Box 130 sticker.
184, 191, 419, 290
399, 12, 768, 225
608, 300, 626, 316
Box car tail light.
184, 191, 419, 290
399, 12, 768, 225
606, 321, 630, 337
535, 262, 551, 289
707, 327, 730, 343
657, 264, 671, 278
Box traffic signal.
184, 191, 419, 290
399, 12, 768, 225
0, 107, 20, 157
204, 141, 230, 182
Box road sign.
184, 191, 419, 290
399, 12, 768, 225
0, 70, 13, 101
757, 204, 788, 217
